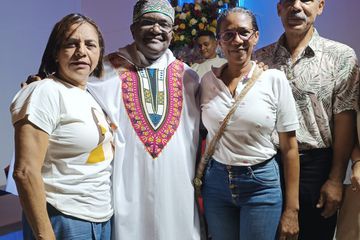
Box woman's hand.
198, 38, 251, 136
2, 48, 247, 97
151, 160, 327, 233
351, 138, 360, 191
351, 160, 360, 191
278, 208, 299, 240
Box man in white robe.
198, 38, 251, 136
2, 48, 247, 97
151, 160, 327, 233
88, 1, 201, 239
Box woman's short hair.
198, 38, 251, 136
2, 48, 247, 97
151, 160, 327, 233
216, 7, 259, 38
38, 13, 105, 78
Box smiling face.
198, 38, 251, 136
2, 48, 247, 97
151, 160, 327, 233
277, 0, 324, 35
218, 12, 259, 67
131, 12, 173, 61
197, 35, 218, 59
56, 22, 100, 89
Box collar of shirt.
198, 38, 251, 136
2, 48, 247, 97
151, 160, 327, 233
272, 29, 320, 64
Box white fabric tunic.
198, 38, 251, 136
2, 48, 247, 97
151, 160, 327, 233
191, 56, 227, 79
201, 62, 299, 166
88, 46, 200, 240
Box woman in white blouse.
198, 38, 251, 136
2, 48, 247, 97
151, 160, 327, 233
199, 7, 300, 240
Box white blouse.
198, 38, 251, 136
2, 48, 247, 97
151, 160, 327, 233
201, 61, 299, 166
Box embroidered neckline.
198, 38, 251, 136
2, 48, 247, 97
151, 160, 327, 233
121, 60, 184, 158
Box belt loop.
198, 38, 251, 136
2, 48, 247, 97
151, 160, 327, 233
246, 166, 252, 175
208, 158, 213, 168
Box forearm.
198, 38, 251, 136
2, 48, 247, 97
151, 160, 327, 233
14, 169, 54, 239
329, 111, 356, 183
282, 147, 300, 211
279, 131, 300, 211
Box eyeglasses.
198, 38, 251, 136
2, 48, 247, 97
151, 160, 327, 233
135, 18, 173, 33
218, 29, 256, 42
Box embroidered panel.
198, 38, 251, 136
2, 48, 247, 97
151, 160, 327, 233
121, 60, 184, 158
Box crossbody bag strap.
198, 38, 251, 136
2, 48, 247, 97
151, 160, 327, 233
193, 64, 263, 189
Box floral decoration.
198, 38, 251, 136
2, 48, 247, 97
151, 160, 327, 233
170, 0, 230, 64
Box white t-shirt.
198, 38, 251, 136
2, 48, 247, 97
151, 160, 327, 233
201, 62, 299, 166
11, 77, 114, 222
191, 56, 227, 79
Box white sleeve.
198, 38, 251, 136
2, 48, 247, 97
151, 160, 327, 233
10, 80, 60, 134
274, 70, 299, 132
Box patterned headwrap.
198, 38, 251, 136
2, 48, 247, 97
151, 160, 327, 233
133, 0, 175, 23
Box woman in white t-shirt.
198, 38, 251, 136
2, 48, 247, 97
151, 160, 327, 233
198, 7, 300, 240
11, 14, 114, 240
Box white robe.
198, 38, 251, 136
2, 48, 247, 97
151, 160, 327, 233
88, 44, 201, 240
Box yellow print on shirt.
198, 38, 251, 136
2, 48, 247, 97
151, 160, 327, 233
87, 108, 113, 164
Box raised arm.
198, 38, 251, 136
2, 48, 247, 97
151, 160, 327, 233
13, 119, 55, 240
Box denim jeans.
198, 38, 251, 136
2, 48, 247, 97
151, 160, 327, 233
23, 204, 112, 240
202, 158, 282, 240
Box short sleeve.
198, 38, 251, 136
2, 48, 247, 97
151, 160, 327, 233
10, 80, 60, 134
274, 70, 299, 132
334, 47, 359, 113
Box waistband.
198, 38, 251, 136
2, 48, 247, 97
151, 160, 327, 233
210, 157, 274, 172
299, 147, 332, 155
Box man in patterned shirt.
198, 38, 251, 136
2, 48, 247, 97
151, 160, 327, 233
255, 0, 359, 239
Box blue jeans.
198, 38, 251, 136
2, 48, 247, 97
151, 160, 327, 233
23, 204, 112, 240
202, 158, 282, 240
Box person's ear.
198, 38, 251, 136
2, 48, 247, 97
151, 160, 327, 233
277, 2, 282, 17
317, 0, 325, 16
253, 31, 260, 45
130, 23, 135, 36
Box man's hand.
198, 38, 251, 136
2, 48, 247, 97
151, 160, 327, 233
255, 60, 269, 71
278, 208, 299, 240
21, 75, 42, 88
316, 179, 343, 218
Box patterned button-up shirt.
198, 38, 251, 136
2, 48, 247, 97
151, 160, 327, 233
255, 30, 359, 150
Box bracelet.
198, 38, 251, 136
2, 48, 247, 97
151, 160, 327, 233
351, 159, 360, 170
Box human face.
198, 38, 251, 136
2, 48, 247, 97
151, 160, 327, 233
57, 22, 100, 89
197, 36, 217, 59
277, 0, 324, 35
131, 12, 173, 61
218, 12, 259, 66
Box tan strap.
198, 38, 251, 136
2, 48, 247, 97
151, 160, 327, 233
194, 64, 263, 191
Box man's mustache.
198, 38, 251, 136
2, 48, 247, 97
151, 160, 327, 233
288, 12, 307, 21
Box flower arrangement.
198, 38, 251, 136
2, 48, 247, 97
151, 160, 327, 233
170, 0, 230, 64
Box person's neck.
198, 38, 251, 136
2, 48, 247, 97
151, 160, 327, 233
206, 53, 217, 60
284, 26, 314, 63
227, 60, 253, 80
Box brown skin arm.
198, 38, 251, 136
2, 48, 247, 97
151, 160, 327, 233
278, 131, 300, 240
13, 119, 55, 240
316, 110, 356, 218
